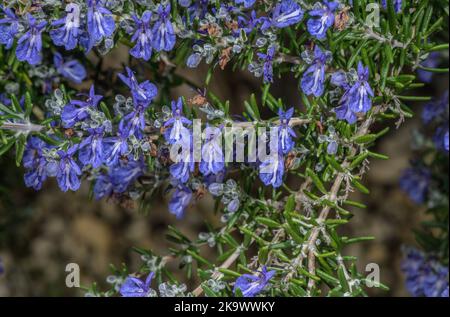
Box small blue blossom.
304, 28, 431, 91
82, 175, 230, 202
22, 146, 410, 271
23, 137, 56, 190
238, 10, 261, 34
235, 0, 256, 8
50, 3, 81, 50
86, 0, 115, 51
301, 46, 331, 97
399, 167, 431, 204
277, 108, 296, 155
179, 0, 210, 20
109, 159, 145, 193
233, 266, 276, 297
120, 273, 155, 297
79, 127, 105, 169
118, 67, 158, 106
15, 14, 47, 65
382, 0, 403, 13
103, 126, 130, 167
152, 4, 176, 52
169, 185, 193, 218
347, 63, 374, 114
170, 159, 195, 184
118, 68, 157, 138
54, 52, 87, 84
259, 153, 285, 188
61, 85, 102, 128
200, 126, 225, 176
164, 97, 192, 145
93, 159, 144, 199
57, 146, 82, 192
334, 62, 374, 124
257, 46, 276, 84
130, 11, 153, 61
272, 0, 304, 29
307, 1, 339, 40
0, 7, 19, 49
93, 173, 114, 200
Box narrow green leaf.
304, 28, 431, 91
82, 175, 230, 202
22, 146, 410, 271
306, 168, 327, 195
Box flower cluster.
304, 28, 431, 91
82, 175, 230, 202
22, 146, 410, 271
22, 68, 156, 196
402, 248, 448, 297
0, 0, 448, 299
399, 87, 448, 297
331, 62, 374, 124
0, 1, 176, 64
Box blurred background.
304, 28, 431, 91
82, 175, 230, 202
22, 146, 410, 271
0, 44, 448, 297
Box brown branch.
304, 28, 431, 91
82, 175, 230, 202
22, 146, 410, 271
192, 247, 243, 297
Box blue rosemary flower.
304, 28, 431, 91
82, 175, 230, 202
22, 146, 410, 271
79, 127, 105, 169
334, 62, 374, 124
399, 167, 431, 204
169, 185, 193, 218
164, 97, 192, 145
301, 46, 331, 97
233, 266, 276, 297
93, 173, 114, 200
86, 0, 115, 51
278, 108, 296, 155
61, 85, 102, 128
93, 158, 144, 199
16, 14, 47, 65
130, 11, 153, 61
118, 67, 158, 106
120, 273, 155, 297
307, 1, 339, 40
102, 126, 130, 167
257, 46, 276, 84
118, 68, 157, 138
50, 3, 81, 50
0, 7, 19, 49
54, 52, 87, 84
271, 0, 304, 29
23, 137, 56, 190
152, 4, 176, 52
57, 146, 82, 192
259, 152, 285, 188
170, 159, 195, 184
200, 126, 225, 176
179, 0, 210, 20
109, 159, 145, 193
235, 0, 256, 8
238, 10, 261, 34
